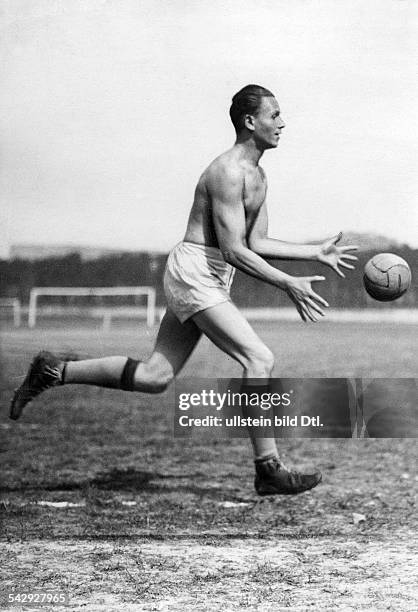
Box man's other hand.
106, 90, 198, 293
285, 276, 329, 323
317, 232, 358, 278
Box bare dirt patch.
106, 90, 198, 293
1, 535, 417, 610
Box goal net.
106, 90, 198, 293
28, 287, 156, 329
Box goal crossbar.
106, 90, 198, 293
28, 287, 156, 328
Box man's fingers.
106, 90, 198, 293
340, 261, 355, 270
331, 231, 343, 245
306, 298, 325, 317
311, 291, 329, 308
290, 295, 307, 322
310, 275, 325, 283
341, 245, 358, 252
307, 277, 330, 307
341, 253, 358, 261
303, 304, 317, 322
307, 305, 321, 322
296, 303, 307, 322
335, 266, 346, 278
297, 300, 311, 322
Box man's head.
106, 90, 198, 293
229, 84, 285, 149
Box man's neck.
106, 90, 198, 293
233, 136, 264, 166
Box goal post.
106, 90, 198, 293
28, 287, 156, 329
0, 298, 22, 327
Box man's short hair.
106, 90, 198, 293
229, 84, 275, 133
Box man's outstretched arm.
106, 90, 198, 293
248, 202, 358, 278
207, 164, 328, 322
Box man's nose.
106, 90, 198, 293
278, 117, 286, 129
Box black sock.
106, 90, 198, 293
60, 363, 67, 385
120, 358, 140, 391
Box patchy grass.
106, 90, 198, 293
1, 323, 417, 609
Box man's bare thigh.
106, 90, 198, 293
192, 301, 271, 369
146, 309, 202, 375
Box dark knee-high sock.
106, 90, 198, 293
62, 356, 140, 390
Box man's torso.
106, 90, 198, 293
183, 148, 267, 248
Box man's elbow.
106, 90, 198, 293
220, 245, 247, 266
247, 237, 264, 255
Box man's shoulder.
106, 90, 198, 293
204, 151, 244, 186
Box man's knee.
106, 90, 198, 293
244, 346, 275, 374
134, 360, 174, 393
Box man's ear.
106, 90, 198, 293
244, 114, 255, 132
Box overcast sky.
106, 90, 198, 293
1, 0, 417, 258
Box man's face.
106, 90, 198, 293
250, 97, 285, 149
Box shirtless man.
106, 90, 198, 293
10, 85, 357, 495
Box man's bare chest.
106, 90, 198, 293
243, 172, 267, 218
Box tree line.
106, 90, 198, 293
0, 247, 416, 308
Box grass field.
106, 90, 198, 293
1, 320, 417, 610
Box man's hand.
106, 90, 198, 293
285, 276, 329, 323
317, 232, 358, 278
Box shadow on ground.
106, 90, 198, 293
0, 467, 241, 501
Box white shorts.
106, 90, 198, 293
164, 241, 236, 323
